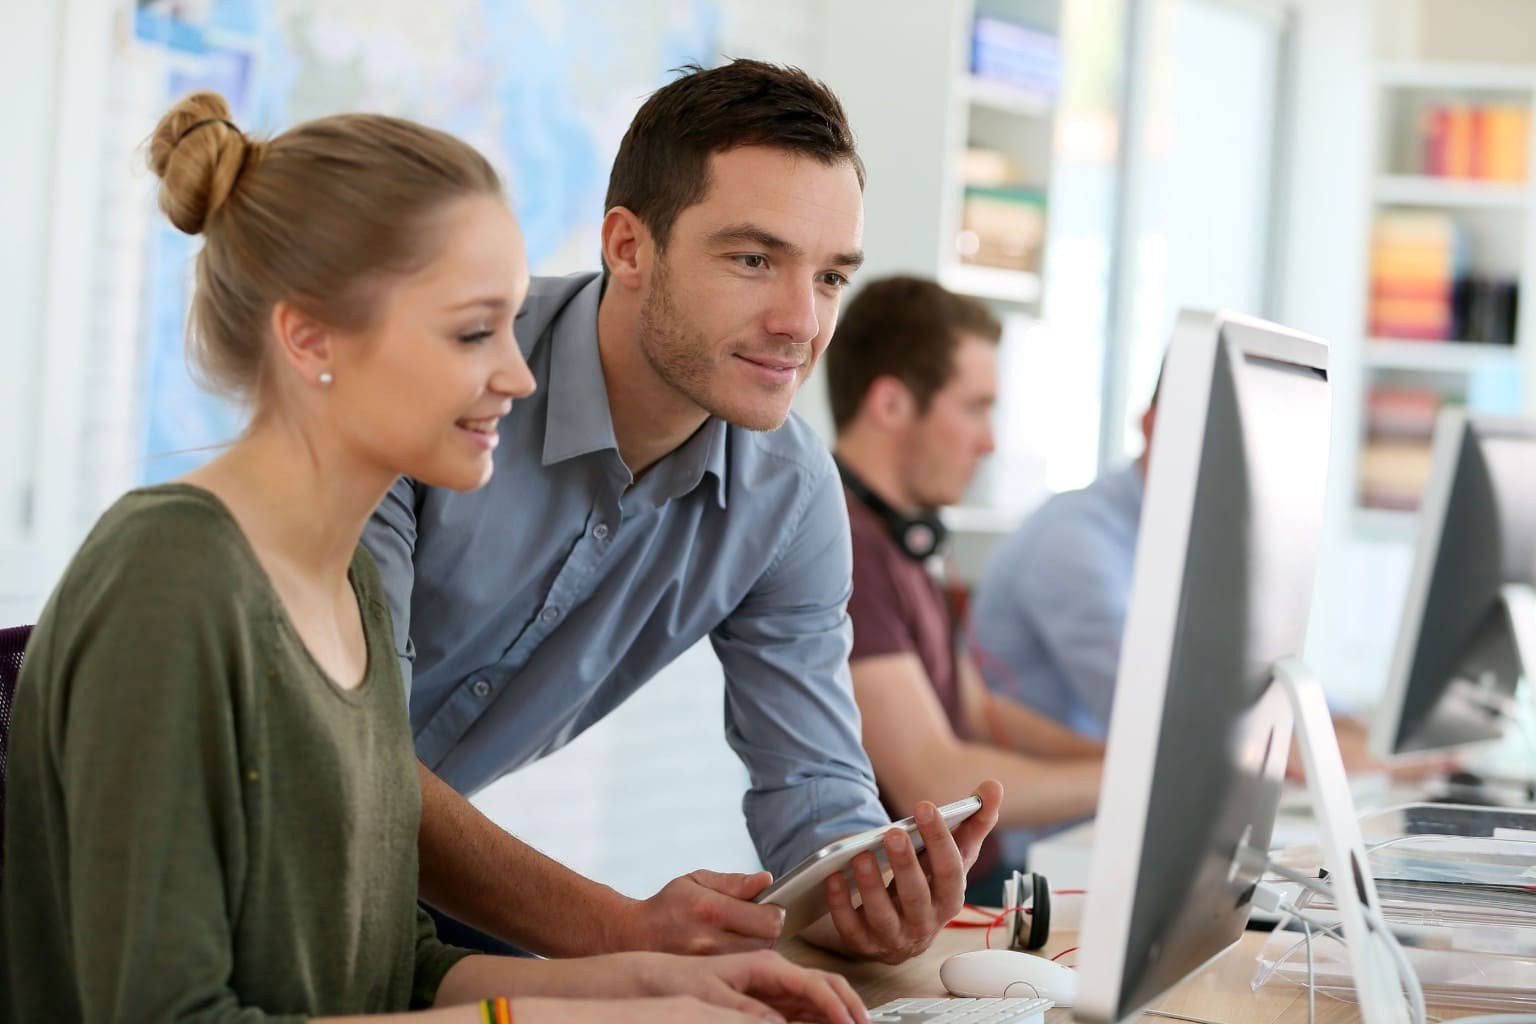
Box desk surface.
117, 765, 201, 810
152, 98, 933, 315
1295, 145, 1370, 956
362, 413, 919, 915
782, 925, 1361, 1024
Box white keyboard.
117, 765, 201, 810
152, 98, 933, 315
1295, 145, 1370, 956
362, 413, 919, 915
868, 996, 1054, 1023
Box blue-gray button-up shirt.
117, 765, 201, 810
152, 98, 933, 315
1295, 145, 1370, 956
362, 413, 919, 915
967, 463, 1144, 740
363, 271, 887, 874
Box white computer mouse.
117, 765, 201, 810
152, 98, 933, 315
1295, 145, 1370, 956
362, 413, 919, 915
939, 948, 1077, 1006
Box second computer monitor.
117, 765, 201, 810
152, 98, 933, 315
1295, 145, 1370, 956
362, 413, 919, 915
1074, 311, 1332, 1024
1373, 410, 1536, 758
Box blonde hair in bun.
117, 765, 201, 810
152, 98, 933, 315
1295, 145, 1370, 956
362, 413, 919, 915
148, 90, 253, 235
141, 91, 503, 402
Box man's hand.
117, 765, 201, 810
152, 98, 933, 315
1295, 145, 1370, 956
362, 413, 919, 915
1286, 715, 1459, 783
611, 869, 787, 955
802, 780, 1003, 964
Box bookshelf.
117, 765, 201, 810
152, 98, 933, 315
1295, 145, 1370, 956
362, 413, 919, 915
1350, 60, 1536, 523
818, 0, 1065, 575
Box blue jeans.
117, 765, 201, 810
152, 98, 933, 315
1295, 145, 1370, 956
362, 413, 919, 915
422, 904, 534, 957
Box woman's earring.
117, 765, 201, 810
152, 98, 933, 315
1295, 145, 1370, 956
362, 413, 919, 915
318, 371, 334, 387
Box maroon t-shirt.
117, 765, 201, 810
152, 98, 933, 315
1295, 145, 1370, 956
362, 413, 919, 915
845, 493, 1000, 883
846, 498, 966, 735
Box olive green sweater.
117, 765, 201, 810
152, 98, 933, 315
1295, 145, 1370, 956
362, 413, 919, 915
1, 485, 470, 1022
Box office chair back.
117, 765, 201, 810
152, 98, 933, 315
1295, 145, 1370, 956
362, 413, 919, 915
0, 624, 33, 875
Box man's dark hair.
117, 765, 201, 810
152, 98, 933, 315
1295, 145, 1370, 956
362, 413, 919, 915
826, 276, 1003, 432
604, 59, 864, 256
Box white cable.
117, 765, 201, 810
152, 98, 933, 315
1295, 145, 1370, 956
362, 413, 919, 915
1264, 863, 1426, 1024
1359, 889, 1426, 1024
1142, 1011, 1234, 1024
1302, 918, 1315, 1024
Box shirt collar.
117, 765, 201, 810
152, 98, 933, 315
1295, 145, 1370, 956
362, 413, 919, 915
536, 273, 729, 508
638, 417, 729, 510
694, 417, 728, 509
539, 274, 618, 467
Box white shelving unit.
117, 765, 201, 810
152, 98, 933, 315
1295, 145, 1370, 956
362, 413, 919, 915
1347, 59, 1536, 524
938, 262, 1043, 306
1362, 338, 1520, 372
1374, 174, 1527, 209
818, 0, 1063, 583
819, 0, 1058, 304
961, 73, 1054, 118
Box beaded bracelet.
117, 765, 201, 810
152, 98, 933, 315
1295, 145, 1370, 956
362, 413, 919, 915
480, 997, 512, 1023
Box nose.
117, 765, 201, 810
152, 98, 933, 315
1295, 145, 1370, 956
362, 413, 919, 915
763, 274, 821, 344
979, 420, 997, 457
493, 333, 537, 399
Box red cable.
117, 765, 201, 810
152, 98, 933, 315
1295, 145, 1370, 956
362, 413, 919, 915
945, 891, 1090, 952
942, 904, 1038, 948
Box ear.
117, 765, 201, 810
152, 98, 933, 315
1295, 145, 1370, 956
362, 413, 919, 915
268, 300, 335, 387
1140, 403, 1157, 449
864, 375, 919, 432
600, 205, 654, 292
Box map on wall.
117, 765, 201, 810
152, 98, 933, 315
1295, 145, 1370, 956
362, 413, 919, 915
130, 0, 719, 481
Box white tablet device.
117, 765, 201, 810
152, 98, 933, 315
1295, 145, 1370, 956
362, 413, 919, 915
756, 795, 983, 936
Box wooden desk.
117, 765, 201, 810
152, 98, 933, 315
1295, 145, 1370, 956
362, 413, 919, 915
781, 926, 1362, 1023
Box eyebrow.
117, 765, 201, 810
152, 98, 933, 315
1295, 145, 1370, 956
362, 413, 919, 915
446, 296, 513, 313
708, 223, 865, 271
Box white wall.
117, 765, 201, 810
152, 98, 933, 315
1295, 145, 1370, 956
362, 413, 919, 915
1275, 0, 1424, 712
0, 0, 113, 626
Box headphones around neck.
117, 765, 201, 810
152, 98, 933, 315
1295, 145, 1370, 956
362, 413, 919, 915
835, 458, 949, 562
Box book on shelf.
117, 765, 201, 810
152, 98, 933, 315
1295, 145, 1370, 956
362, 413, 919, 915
956, 185, 1046, 273
1359, 438, 1437, 511
1360, 386, 1448, 512
970, 15, 1060, 97
1453, 277, 1519, 347
1368, 212, 1464, 339
1367, 212, 1519, 344
1366, 386, 1441, 438
1420, 103, 1530, 182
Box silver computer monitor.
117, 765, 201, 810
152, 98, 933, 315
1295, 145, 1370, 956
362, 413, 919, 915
1372, 410, 1536, 760
1074, 311, 1333, 1024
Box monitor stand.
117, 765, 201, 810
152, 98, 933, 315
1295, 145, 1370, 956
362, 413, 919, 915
1275, 657, 1407, 1024
1435, 584, 1536, 801
1502, 583, 1536, 693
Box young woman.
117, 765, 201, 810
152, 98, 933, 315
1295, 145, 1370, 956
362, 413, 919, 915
0, 91, 865, 1024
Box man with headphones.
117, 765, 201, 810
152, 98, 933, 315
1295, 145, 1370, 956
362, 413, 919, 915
826, 276, 1106, 899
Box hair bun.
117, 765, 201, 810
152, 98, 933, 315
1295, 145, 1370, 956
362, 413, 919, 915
148, 91, 251, 235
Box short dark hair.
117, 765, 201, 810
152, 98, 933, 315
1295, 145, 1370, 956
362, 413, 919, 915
604, 59, 864, 256
826, 276, 1003, 432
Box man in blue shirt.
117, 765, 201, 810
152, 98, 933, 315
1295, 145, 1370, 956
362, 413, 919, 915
970, 379, 1421, 773
365, 60, 1001, 964
968, 403, 1152, 741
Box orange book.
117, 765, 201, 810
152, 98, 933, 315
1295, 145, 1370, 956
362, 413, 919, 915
1369, 296, 1452, 333
1370, 278, 1453, 302
1423, 106, 1449, 175
1444, 104, 1476, 178
1371, 248, 1456, 283
1479, 106, 1529, 182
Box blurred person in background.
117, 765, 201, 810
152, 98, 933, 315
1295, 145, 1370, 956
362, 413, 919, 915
825, 275, 1104, 899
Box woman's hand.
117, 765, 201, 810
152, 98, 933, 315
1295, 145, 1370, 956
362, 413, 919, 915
437, 946, 867, 1022
512, 992, 848, 1024
608, 949, 868, 1024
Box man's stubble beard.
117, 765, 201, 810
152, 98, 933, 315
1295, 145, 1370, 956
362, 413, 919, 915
636, 255, 793, 433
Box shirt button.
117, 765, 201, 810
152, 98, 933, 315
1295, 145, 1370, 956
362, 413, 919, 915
470, 678, 492, 698
541, 606, 561, 624
592, 523, 609, 540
